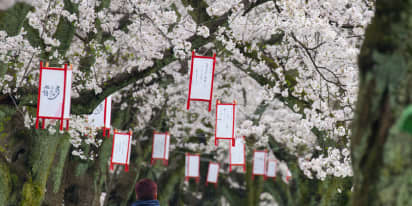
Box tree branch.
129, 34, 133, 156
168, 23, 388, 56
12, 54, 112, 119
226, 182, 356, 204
290, 32, 346, 91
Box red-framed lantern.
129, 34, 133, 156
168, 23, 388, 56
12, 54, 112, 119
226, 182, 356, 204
185, 153, 200, 183
229, 136, 246, 172
206, 162, 219, 187
252, 150, 267, 180
214, 100, 236, 146
265, 159, 277, 181
88, 95, 112, 137
151, 131, 170, 166
35, 61, 72, 130
186, 51, 216, 112
110, 129, 132, 172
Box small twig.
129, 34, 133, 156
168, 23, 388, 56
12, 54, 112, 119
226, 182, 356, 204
8, 94, 25, 118
18, 53, 36, 89
74, 32, 87, 42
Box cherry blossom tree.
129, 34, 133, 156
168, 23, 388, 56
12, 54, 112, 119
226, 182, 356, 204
0, 0, 374, 205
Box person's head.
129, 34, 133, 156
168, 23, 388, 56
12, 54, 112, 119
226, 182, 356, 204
135, 178, 157, 200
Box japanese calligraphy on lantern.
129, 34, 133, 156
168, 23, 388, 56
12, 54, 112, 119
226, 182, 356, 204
111, 133, 130, 163
253, 150, 267, 176
151, 132, 170, 165
39, 69, 64, 117
206, 162, 219, 184
88, 96, 112, 136
216, 105, 234, 137
191, 58, 214, 99
89, 101, 104, 125
215, 100, 236, 146
110, 130, 132, 171
229, 137, 246, 172
185, 153, 200, 181
266, 160, 277, 179
36, 62, 72, 130
187, 51, 216, 112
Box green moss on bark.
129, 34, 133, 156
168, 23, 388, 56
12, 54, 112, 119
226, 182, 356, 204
30, 130, 60, 183
21, 178, 43, 206
0, 161, 11, 204
51, 134, 71, 193
377, 128, 412, 205
96, 136, 113, 177
22, 129, 63, 205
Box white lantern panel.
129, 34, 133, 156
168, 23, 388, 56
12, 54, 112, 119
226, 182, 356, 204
38, 69, 65, 118
266, 161, 276, 177
105, 95, 112, 127
89, 100, 104, 127
112, 134, 130, 164
216, 104, 234, 138
230, 138, 244, 164
253, 151, 266, 175
190, 58, 214, 100
165, 134, 170, 160
207, 163, 219, 183
152, 134, 166, 159
63, 70, 72, 119
89, 96, 112, 128
185, 155, 200, 177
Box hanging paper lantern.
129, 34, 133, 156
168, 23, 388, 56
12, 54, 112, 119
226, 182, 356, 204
252, 150, 267, 180
265, 159, 277, 181
35, 61, 72, 130
88, 95, 112, 137
151, 131, 170, 166
229, 136, 246, 172
206, 162, 219, 187
186, 51, 216, 112
215, 100, 236, 146
110, 129, 132, 172
185, 153, 200, 183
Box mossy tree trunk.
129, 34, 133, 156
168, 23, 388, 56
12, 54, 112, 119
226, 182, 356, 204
351, 0, 412, 205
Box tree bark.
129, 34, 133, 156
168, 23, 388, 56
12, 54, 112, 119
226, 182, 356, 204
351, 0, 412, 205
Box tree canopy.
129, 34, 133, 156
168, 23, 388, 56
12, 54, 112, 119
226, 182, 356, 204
0, 0, 378, 205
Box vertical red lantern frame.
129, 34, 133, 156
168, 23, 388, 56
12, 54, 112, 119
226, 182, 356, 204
229, 136, 246, 172
214, 100, 236, 146
265, 159, 277, 181
206, 162, 219, 187
110, 129, 132, 172
35, 61, 72, 131
252, 150, 267, 180
151, 131, 170, 166
186, 51, 216, 112
185, 153, 200, 183
285, 168, 292, 183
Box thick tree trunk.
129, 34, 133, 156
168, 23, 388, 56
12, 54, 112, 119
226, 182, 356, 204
351, 1, 412, 205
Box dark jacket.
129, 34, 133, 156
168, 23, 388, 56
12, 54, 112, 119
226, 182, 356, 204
131, 200, 160, 206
